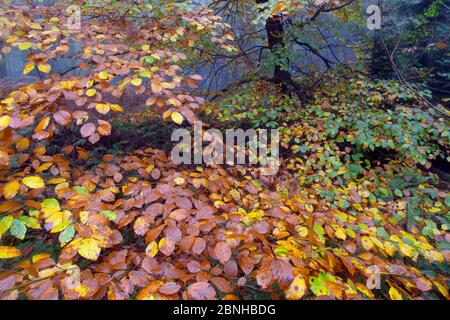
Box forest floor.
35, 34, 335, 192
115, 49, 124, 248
1, 76, 449, 300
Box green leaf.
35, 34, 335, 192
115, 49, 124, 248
73, 186, 89, 195
0, 216, 14, 236
314, 224, 325, 238
59, 224, 75, 246
18, 216, 41, 229
377, 227, 390, 240
42, 198, 60, 210
309, 274, 330, 296
143, 55, 155, 64
274, 246, 288, 257
337, 198, 350, 209
10, 219, 27, 240
100, 210, 117, 221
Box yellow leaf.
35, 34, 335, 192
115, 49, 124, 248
145, 164, 155, 174
16, 137, 30, 151
335, 227, 347, 240
78, 238, 101, 261
110, 104, 123, 112
286, 275, 307, 300
3, 181, 19, 199
48, 178, 66, 184
37, 162, 53, 172
429, 250, 444, 263
35, 116, 50, 132
173, 177, 185, 185
30, 23, 42, 30
167, 98, 181, 108
131, 78, 142, 86
356, 283, 374, 298
60, 80, 77, 90
86, 80, 94, 88
75, 284, 89, 297
17, 42, 31, 50
384, 241, 396, 256
428, 207, 441, 213
139, 70, 151, 78
361, 236, 373, 250
32, 253, 50, 263
389, 287, 403, 300
141, 44, 150, 51
85, 88, 97, 97
272, 3, 284, 15
0, 246, 21, 259
398, 241, 415, 258
95, 103, 110, 115
22, 176, 45, 189
79, 211, 89, 224
434, 281, 449, 299
0, 115, 10, 129
146, 241, 158, 257
296, 226, 309, 237
38, 64, 51, 73
23, 63, 35, 75
171, 111, 184, 125
162, 110, 172, 119
98, 71, 110, 80
158, 237, 168, 251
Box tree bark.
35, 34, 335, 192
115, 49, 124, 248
256, 0, 296, 94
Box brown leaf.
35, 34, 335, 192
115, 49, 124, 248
269, 259, 293, 288
145, 224, 165, 244
214, 242, 232, 265
159, 282, 181, 295
169, 208, 190, 221
54, 110, 71, 126
80, 122, 96, 138
224, 260, 238, 278
186, 282, 216, 300
133, 216, 150, 236
192, 238, 206, 255
187, 260, 202, 273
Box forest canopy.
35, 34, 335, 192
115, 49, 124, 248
0, 0, 449, 301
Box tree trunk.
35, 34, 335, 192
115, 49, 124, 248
256, 0, 296, 94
